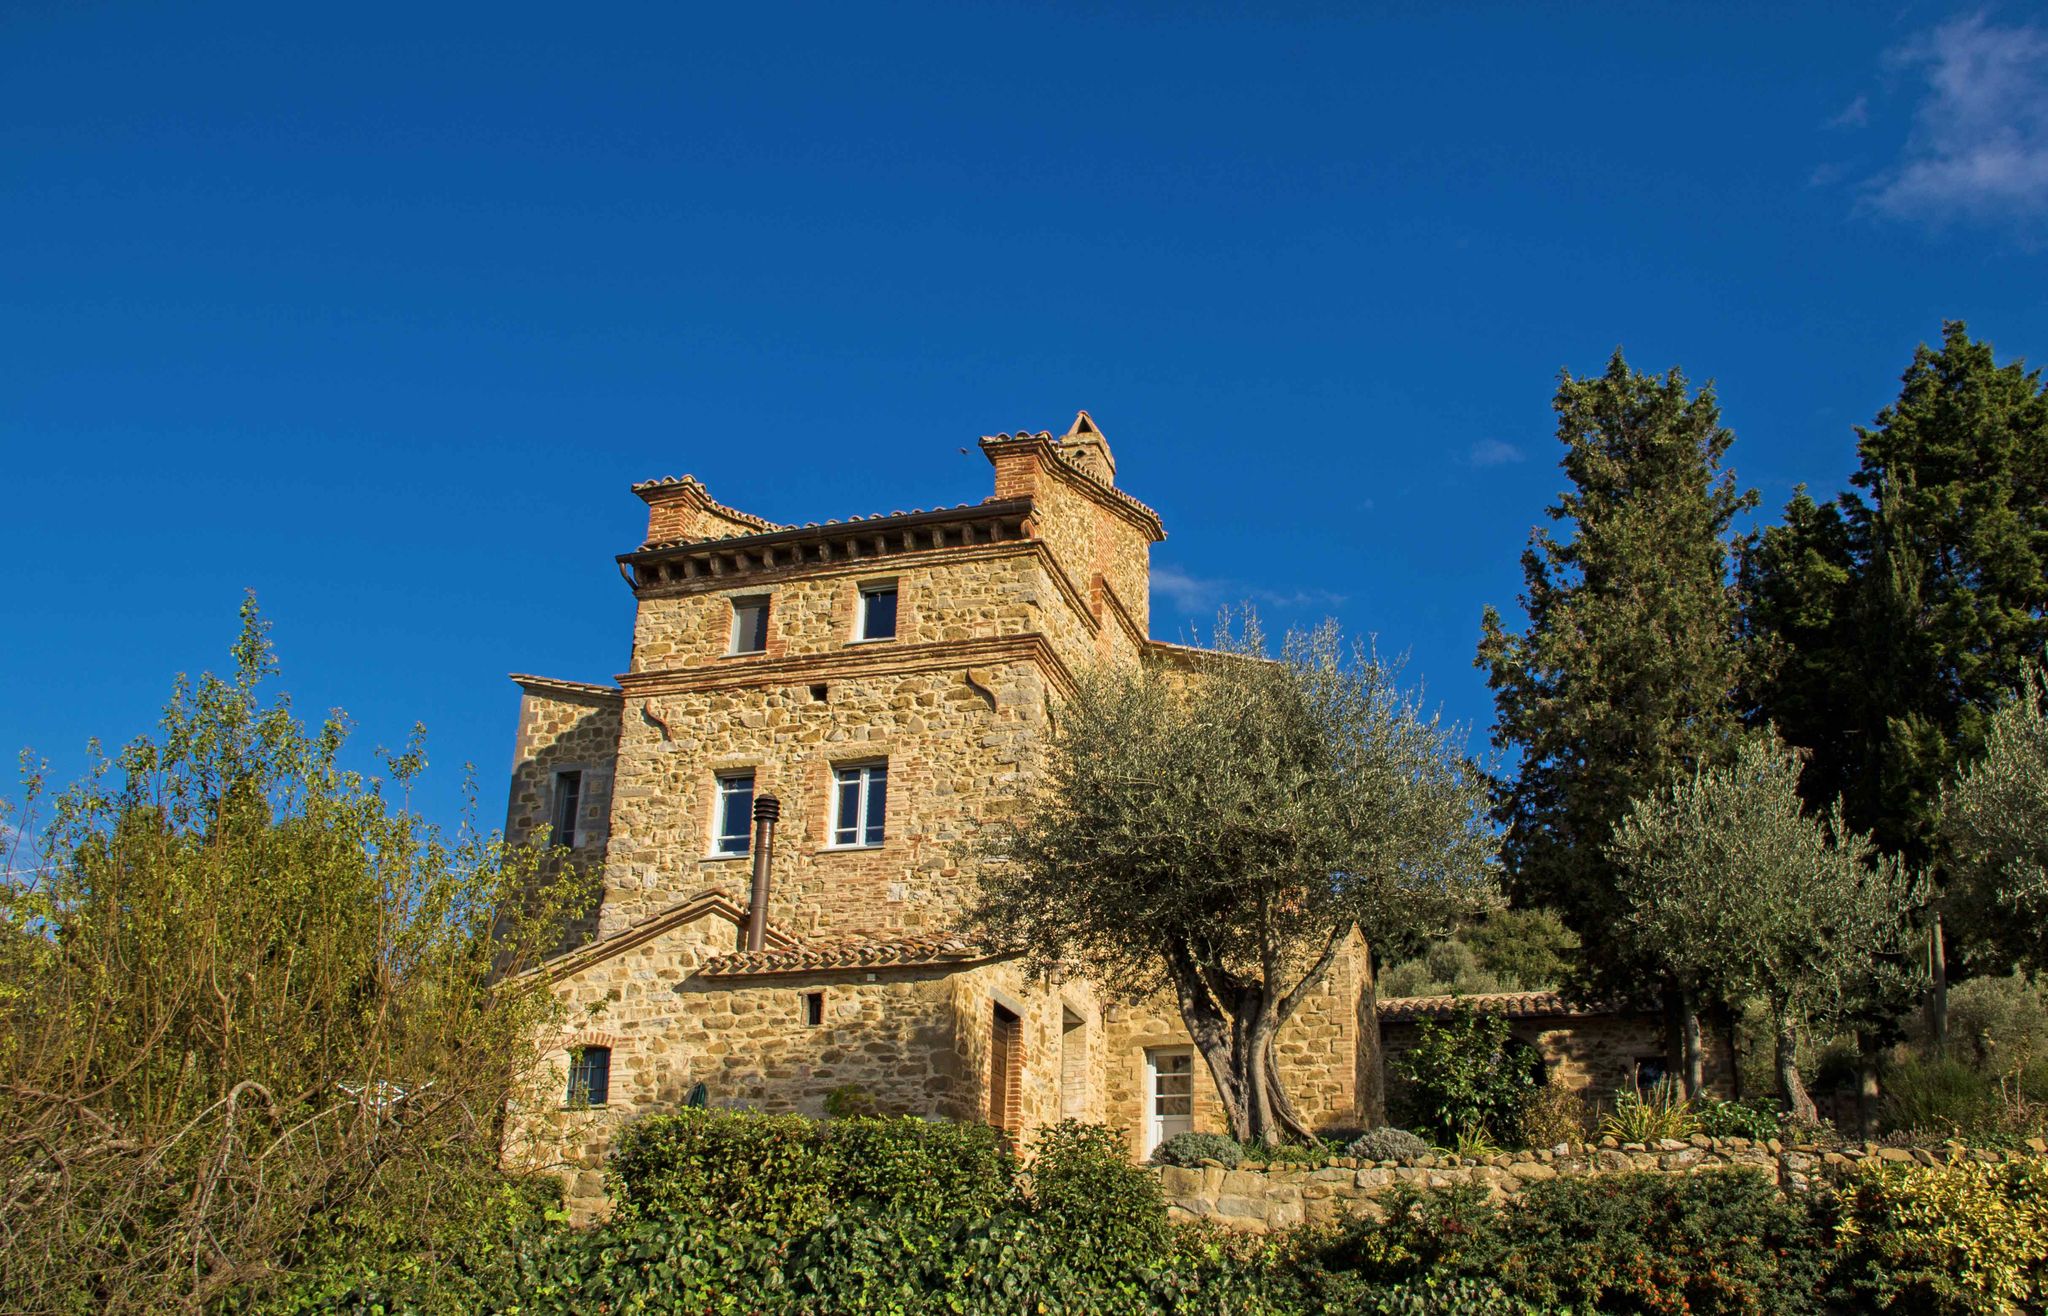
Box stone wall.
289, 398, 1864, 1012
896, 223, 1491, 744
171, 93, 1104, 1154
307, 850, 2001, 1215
1378, 1011, 1737, 1103
1154, 1137, 2048, 1233
505, 680, 622, 947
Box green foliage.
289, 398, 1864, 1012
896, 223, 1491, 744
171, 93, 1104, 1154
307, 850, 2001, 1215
1880, 1056, 2000, 1138
1151, 1131, 1243, 1168
977, 617, 1496, 1142
1302, 1171, 1832, 1315
1598, 1083, 1697, 1142
1694, 1097, 1782, 1141
608, 1109, 1021, 1231
1609, 730, 1929, 1116
1346, 1127, 1432, 1162
1746, 323, 2048, 978
1378, 910, 1581, 999
1478, 350, 1756, 999
1517, 1084, 1593, 1149
1028, 1120, 1170, 1261
1946, 665, 2048, 974
1831, 1155, 2048, 1314
1389, 1005, 1538, 1143
0, 598, 585, 1315
1916, 971, 2048, 1075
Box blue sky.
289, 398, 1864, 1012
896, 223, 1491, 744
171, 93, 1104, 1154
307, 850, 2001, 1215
5, 2, 2047, 844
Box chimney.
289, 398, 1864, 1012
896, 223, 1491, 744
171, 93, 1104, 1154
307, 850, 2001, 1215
744, 794, 781, 952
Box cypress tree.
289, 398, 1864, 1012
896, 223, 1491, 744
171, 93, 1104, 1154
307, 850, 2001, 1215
1478, 350, 1755, 1091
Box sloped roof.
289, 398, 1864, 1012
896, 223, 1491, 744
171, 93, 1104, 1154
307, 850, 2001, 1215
699, 930, 999, 978
1377, 991, 1626, 1022
533, 889, 795, 983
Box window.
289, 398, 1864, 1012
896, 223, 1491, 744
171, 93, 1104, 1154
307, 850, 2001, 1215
990, 1003, 1023, 1136
551, 770, 582, 847
831, 761, 887, 847
857, 582, 898, 640
729, 595, 770, 654
1633, 1056, 1670, 1095
567, 1046, 611, 1106
713, 772, 755, 856
802, 991, 825, 1026
1146, 1047, 1194, 1155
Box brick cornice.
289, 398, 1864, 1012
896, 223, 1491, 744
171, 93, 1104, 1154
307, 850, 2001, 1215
978, 435, 1166, 542
620, 632, 1078, 701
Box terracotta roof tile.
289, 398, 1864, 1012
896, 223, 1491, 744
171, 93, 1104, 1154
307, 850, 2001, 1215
629, 475, 788, 535
1377, 991, 1622, 1022
700, 931, 994, 978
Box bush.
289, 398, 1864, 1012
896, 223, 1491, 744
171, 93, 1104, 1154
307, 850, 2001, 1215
1881, 1056, 2001, 1137
1516, 1084, 1591, 1149
1027, 1120, 1170, 1263
1598, 1082, 1696, 1142
1151, 1131, 1243, 1167
1389, 1005, 1538, 1142
1830, 1155, 2048, 1314
1917, 973, 2048, 1074
1695, 1096, 1783, 1140
608, 1109, 1021, 1231
1345, 1127, 1431, 1162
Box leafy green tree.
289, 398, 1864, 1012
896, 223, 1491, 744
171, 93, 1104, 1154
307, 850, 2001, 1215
1478, 350, 1756, 1089
1609, 733, 1928, 1120
1377, 907, 1578, 999
1744, 322, 2048, 1030
1944, 663, 2048, 975
1389, 1005, 1538, 1143
975, 619, 1495, 1143
0, 599, 585, 1313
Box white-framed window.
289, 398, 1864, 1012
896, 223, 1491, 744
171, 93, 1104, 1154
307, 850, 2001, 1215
551, 769, 583, 848
729, 595, 770, 654
830, 761, 887, 848
712, 772, 755, 856
1144, 1046, 1194, 1155
856, 581, 898, 641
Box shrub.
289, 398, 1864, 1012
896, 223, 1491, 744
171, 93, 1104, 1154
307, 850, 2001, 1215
1390, 1005, 1538, 1142
1881, 1056, 2000, 1137
1598, 1082, 1696, 1142
610, 1108, 832, 1229
1346, 1127, 1432, 1162
1516, 1084, 1591, 1149
1916, 973, 2048, 1074
1830, 1155, 2048, 1314
1027, 1120, 1169, 1263
608, 1109, 1021, 1231
1151, 1130, 1243, 1167
1498, 1170, 1832, 1314
1695, 1096, 1782, 1140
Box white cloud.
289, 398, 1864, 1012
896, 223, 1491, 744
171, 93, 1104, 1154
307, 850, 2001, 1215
1150, 565, 1346, 616
1827, 93, 1871, 129
1866, 13, 2048, 225
1465, 439, 1525, 468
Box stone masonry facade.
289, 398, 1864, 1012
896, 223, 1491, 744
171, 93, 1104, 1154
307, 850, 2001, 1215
496, 414, 1708, 1221
498, 413, 1377, 1218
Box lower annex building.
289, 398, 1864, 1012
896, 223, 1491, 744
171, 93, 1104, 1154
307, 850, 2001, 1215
498, 413, 1377, 1215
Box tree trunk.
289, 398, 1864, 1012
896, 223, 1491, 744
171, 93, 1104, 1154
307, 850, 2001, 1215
1925, 910, 1949, 1053
1359, 943, 1386, 1127
1774, 1009, 1816, 1124
1855, 1030, 1882, 1139
1678, 990, 1704, 1099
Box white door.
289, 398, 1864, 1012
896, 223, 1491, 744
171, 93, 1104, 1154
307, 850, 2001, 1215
1145, 1047, 1194, 1155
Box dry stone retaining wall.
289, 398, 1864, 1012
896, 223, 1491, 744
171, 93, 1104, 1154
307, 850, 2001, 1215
1154, 1136, 2048, 1233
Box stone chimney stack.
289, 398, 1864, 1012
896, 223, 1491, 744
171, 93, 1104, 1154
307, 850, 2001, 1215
1057, 410, 1116, 485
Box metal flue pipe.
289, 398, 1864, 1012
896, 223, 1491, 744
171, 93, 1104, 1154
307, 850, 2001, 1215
744, 794, 781, 952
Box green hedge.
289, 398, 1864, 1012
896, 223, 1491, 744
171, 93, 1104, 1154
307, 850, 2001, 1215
253, 1114, 2048, 1316
608, 1108, 1022, 1230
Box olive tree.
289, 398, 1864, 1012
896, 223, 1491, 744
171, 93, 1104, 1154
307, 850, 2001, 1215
1609, 732, 1927, 1121
1945, 663, 2048, 975
0, 600, 586, 1313
974, 619, 1496, 1144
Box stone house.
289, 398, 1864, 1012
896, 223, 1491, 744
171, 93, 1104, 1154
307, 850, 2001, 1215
1376, 991, 1736, 1104
498, 414, 1376, 1216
